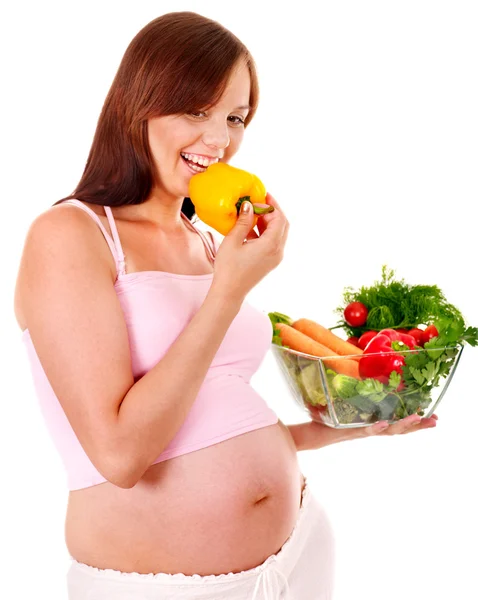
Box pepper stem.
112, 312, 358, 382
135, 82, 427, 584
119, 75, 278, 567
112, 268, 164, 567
235, 196, 251, 214
235, 196, 275, 215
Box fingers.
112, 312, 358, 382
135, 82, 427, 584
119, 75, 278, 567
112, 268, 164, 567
366, 414, 438, 437
388, 414, 422, 434
395, 414, 437, 434
256, 192, 289, 245
265, 191, 282, 209
239, 192, 288, 259
364, 421, 392, 436
255, 192, 286, 236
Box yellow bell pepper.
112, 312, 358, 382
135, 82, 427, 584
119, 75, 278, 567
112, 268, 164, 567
188, 162, 274, 235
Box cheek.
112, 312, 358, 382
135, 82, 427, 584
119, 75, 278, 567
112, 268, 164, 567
224, 129, 244, 160
147, 132, 168, 166
148, 119, 190, 163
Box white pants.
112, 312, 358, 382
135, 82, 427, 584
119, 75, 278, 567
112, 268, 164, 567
66, 480, 335, 599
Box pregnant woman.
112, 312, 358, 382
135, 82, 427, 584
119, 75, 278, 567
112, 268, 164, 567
14, 11, 437, 600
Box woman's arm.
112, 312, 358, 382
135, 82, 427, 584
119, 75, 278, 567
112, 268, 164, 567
284, 414, 438, 452
286, 421, 361, 451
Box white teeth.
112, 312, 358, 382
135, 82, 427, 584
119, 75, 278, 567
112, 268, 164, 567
188, 162, 207, 173
181, 153, 219, 168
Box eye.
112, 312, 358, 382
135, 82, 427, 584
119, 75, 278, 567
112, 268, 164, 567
229, 116, 245, 125
188, 111, 207, 119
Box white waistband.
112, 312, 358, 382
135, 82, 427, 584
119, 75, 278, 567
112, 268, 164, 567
251, 561, 292, 600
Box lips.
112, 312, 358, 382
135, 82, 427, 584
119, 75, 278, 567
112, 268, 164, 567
180, 152, 220, 167
181, 154, 208, 173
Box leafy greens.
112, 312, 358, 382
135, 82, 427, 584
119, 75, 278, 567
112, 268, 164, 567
335, 265, 470, 338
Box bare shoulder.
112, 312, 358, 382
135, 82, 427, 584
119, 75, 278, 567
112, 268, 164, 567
14, 202, 117, 331
28, 201, 112, 249
19, 201, 113, 265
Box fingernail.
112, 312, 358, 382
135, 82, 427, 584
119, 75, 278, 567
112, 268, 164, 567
242, 201, 251, 213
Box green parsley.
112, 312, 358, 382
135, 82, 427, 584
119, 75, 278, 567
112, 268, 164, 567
335, 265, 466, 337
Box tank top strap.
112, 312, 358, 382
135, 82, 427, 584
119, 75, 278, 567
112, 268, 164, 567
204, 230, 217, 257
60, 200, 125, 278
104, 206, 126, 276
181, 213, 216, 263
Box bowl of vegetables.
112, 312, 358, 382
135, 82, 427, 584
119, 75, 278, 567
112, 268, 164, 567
271, 338, 464, 428
269, 268, 477, 428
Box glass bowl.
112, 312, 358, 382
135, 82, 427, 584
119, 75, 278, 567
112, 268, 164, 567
271, 342, 464, 428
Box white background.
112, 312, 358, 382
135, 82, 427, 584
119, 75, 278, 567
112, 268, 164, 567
2, 1, 477, 598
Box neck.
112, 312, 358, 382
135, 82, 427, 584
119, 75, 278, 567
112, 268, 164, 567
115, 195, 187, 232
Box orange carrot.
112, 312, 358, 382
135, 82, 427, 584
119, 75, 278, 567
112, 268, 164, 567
292, 318, 363, 360
276, 323, 361, 379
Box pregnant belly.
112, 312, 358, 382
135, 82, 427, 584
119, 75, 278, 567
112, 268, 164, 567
66, 421, 305, 576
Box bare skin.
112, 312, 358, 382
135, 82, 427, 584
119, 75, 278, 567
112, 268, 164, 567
15, 201, 306, 576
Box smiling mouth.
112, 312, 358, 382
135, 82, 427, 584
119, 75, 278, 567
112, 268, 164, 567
180, 152, 220, 173
181, 154, 208, 173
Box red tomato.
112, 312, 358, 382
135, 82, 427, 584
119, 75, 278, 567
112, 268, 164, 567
344, 302, 368, 327
386, 355, 406, 391
347, 336, 360, 347
358, 330, 378, 350
422, 324, 439, 344
408, 327, 425, 347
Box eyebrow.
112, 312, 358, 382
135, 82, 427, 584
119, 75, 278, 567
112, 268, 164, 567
235, 105, 251, 111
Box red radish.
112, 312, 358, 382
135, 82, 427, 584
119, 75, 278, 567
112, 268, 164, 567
347, 336, 360, 347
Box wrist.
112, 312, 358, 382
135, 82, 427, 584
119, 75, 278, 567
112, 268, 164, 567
288, 419, 364, 452
207, 283, 244, 312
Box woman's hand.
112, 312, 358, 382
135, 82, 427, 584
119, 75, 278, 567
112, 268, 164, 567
286, 414, 438, 452
362, 413, 438, 437
210, 192, 289, 303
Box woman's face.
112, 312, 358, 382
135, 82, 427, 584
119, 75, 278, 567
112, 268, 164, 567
147, 59, 251, 201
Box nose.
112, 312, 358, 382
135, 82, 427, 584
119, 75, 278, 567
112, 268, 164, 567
202, 118, 230, 152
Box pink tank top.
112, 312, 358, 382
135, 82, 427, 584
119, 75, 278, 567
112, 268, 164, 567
21, 200, 278, 491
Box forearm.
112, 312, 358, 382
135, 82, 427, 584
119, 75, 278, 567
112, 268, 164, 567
286, 420, 360, 452
114, 287, 243, 487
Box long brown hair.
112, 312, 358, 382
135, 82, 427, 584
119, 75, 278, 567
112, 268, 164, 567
53, 11, 259, 221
